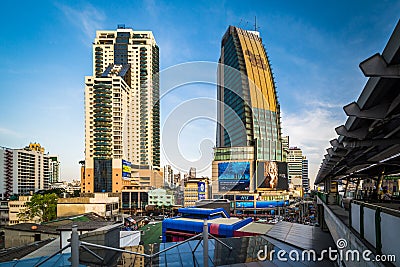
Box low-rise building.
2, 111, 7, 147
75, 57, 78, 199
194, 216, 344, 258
0, 200, 9, 226
148, 188, 174, 207
8, 196, 40, 225
121, 188, 149, 215
184, 177, 209, 207
57, 193, 119, 219
4, 223, 58, 248
51, 180, 81, 195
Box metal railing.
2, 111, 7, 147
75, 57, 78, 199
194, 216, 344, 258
34, 221, 233, 267
349, 200, 400, 260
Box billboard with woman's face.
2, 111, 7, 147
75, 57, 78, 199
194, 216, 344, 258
257, 161, 288, 190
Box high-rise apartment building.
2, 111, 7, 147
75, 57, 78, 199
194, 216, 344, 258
213, 26, 287, 199
302, 156, 310, 193
82, 25, 160, 193
163, 165, 173, 186
282, 136, 289, 161
0, 143, 58, 198
49, 156, 60, 184
287, 147, 303, 187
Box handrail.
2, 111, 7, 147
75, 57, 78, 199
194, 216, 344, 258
352, 200, 400, 218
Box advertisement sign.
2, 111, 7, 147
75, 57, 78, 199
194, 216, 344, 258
122, 160, 132, 179
198, 182, 206, 200
255, 200, 286, 208
256, 161, 289, 190
236, 195, 254, 201
236, 202, 254, 208
218, 162, 250, 191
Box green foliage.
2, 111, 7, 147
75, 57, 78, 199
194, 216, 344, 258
18, 193, 58, 222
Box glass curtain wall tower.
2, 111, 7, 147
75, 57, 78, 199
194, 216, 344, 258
213, 26, 285, 198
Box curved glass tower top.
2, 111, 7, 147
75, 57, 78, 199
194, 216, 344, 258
216, 26, 283, 161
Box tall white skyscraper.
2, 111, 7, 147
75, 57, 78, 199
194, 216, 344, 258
83, 25, 160, 193
287, 147, 303, 187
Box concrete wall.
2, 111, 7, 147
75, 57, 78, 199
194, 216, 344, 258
4, 229, 58, 248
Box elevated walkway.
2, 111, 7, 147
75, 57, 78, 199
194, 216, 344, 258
317, 195, 399, 266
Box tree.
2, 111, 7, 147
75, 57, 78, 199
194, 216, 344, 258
18, 193, 58, 223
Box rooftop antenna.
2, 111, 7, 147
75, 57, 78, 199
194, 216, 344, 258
254, 16, 260, 31
238, 18, 243, 27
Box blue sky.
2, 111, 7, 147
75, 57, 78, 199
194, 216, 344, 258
0, 1, 399, 185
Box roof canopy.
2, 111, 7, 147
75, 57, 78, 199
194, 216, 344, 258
316, 20, 400, 184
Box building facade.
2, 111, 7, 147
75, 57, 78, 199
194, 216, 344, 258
287, 147, 303, 187
82, 25, 160, 194
212, 26, 287, 203
8, 196, 40, 225
163, 165, 173, 186
57, 193, 119, 219
184, 177, 209, 207
0, 143, 58, 198
148, 188, 174, 207
302, 156, 310, 193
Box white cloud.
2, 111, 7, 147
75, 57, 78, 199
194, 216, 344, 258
0, 127, 23, 138
282, 105, 345, 187
57, 3, 105, 42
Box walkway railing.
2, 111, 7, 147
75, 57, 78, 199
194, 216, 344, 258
350, 200, 400, 260
33, 221, 232, 267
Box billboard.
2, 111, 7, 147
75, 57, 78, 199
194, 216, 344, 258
256, 161, 289, 190
122, 160, 132, 180
218, 162, 250, 191
236, 195, 254, 201
198, 182, 206, 200
236, 202, 254, 208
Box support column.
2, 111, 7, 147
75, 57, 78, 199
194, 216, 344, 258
203, 220, 208, 267
354, 178, 361, 200
71, 225, 80, 267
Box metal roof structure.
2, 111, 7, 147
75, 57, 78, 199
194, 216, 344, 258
315, 19, 400, 185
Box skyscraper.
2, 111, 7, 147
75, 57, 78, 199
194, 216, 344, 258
0, 143, 57, 197
163, 165, 173, 186
82, 25, 160, 193
287, 147, 302, 184
302, 156, 310, 193
213, 26, 287, 198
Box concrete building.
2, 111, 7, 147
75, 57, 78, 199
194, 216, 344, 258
282, 136, 289, 161
0, 143, 58, 198
4, 223, 59, 248
212, 26, 288, 206
148, 188, 174, 206
8, 195, 40, 225
48, 156, 60, 184
83, 25, 160, 194
57, 193, 119, 219
0, 200, 9, 226
163, 165, 173, 186
184, 177, 209, 207
287, 147, 303, 188
302, 156, 310, 193
120, 189, 149, 215
51, 180, 81, 195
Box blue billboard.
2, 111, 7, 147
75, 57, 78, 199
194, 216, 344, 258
218, 162, 250, 191
198, 182, 206, 200
236, 202, 254, 208
122, 160, 131, 180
